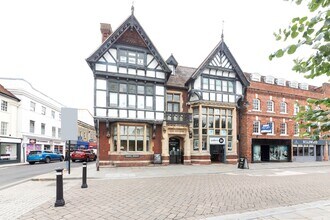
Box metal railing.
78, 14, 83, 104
165, 112, 192, 125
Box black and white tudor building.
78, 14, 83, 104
86, 10, 249, 166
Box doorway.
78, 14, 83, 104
210, 145, 225, 163
260, 145, 270, 162
169, 138, 182, 164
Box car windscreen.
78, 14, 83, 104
29, 151, 42, 155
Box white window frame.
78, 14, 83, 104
30, 101, 36, 112
1, 121, 8, 135
266, 100, 274, 112
1, 100, 8, 111
253, 121, 260, 134
294, 103, 299, 115
51, 110, 55, 119
41, 106, 46, 115
30, 120, 35, 133
252, 99, 260, 111
280, 123, 287, 135
280, 102, 287, 114
294, 123, 300, 136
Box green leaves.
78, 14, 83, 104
288, 44, 298, 54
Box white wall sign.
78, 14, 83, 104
61, 107, 77, 141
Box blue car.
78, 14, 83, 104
27, 150, 64, 164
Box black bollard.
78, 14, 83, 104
81, 162, 88, 188
54, 168, 65, 207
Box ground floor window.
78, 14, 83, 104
0, 143, 18, 161
113, 123, 150, 152
252, 139, 291, 162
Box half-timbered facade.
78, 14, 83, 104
185, 36, 249, 164
87, 10, 249, 166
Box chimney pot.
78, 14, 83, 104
100, 23, 112, 43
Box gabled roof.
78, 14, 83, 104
166, 54, 178, 67
86, 13, 171, 74
185, 40, 249, 87
0, 84, 20, 101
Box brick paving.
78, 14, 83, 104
14, 166, 330, 220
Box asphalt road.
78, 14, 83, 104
0, 161, 93, 189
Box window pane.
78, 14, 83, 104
173, 103, 179, 112
109, 82, 118, 92
109, 93, 118, 106
167, 103, 173, 111
167, 94, 172, 101
137, 86, 144, 94
128, 84, 136, 94
146, 96, 153, 109
119, 94, 127, 107
119, 84, 127, 92
137, 96, 144, 109
173, 94, 180, 101
128, 95, 136, 107
146, 86, 153, 95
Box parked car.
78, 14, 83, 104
27, 150, 64, 164
71, 150, 97, 162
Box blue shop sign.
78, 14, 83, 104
260, 124, 272, 133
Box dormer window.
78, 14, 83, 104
119, 49, 145, 66
289, 81, 298, 88
169, 65, 176, 75
265, 76, 274, 84
276, 78, 286, 86
251, 73, 261, 82
299, 83, 309, 90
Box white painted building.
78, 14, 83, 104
0, 78, 66, 162
0, 84, 21, 164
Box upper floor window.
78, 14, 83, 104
52, 126, 56, 137
294, 103, 299, 115
253, 121, 260, 134
0, 121, 8, 135
30, 101, 36, 112
251, 73, 261, 82
58, 128, 61, 138
280, 102, 287, 114
276, 78, 286, 86
202, 77, 234, 93
29, 120, 35, 133
1, 100, 8, 111
299, 83, 309, 90
41, 106, 46, 115
167, 93, 180, 112
118, 49, 145, 66
265, 76, 274, 84
280, 123, 287, 135
267, 121, 274, 135
51, 110, 55, 119
289, 81, 298, 88
252, 99, 260, 111
267, 100, 274, 112
41, 123, 46, 135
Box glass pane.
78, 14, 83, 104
193, 115, 199, 128
119, 94, 127, 107
146, 96, 153, 109
228, 116, 232, 129
109, 82, 118, 92
298, 147, 303, 156
137, 86, 144, 94
120, 140, 127, 151
155, 86, 164, 95
304, 147, 308, 156
173, 103, 179, 112
137, 140, 143, 151
208, 116, 214, 128
146, 86, 153, 95
215, 116, 220, 128
173, 94, 180, 101
128, 84, 136, 94
293, 147, 297, 156
309, 147, 314, 156
216, 80, 221, 91
128, 95, 136, 107
167, 94, 172, 101
109, 93, 118, 106
137, 96, 144, 109
221, 116, 226, 128
129, 140, 135, 151
156, 96, 164, 111
119, 84, 127, 93
167, 103, 173, 112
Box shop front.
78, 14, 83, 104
0, 137, 21, 164
292, 139, 327, 162
252, 139, 290, 162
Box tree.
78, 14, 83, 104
269, 0, 330, 140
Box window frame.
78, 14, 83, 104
266, 100, 274, 112
253, 121, 261, 134
0, 121, 8, 135
252, 99, 260, 111
1, 100, 8, 111
280, 102, 287, 114
280, 122, 287, 135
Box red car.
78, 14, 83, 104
71, 150, 97, 162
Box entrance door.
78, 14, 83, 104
260, 145, 270, 162
169, 138, 181, 164
210, 145, 225, 163
316, 145, 322, 161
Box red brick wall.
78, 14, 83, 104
153, 125, 162, 154
99, 122, 110, 161
117, 29, 148, 49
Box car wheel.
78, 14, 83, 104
60, 156, 64, 161
29, 162, 35, 165
93, 156, 97, 161
72, 159, 76, 162
45, 157, 51, 163
86, 157, 90, 162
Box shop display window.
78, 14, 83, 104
0, 143, 18, 161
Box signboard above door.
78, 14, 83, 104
210, 137, 226, 145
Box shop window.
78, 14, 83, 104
293, 147, 297, 156
298, 146, 303, 156
304, 146, 309, 156
1, 100, 8, 111
309, 147, 314, 156
0, 143, 17, 161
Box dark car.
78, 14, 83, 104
27, 150, 64, 164
71, 150, 97, 162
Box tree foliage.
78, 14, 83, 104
270, 0, 330, 140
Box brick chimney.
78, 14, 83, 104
100, 23, 112, 43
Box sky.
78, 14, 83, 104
0, 0, 327, 116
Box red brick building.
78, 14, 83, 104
240, 73, 330, 163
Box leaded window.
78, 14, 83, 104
118, 49, 145, 66
167, 93, 180, 112
0, 122, 8, 135
1, 100, 8, 111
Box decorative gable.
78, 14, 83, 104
209, 50, 233, 69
